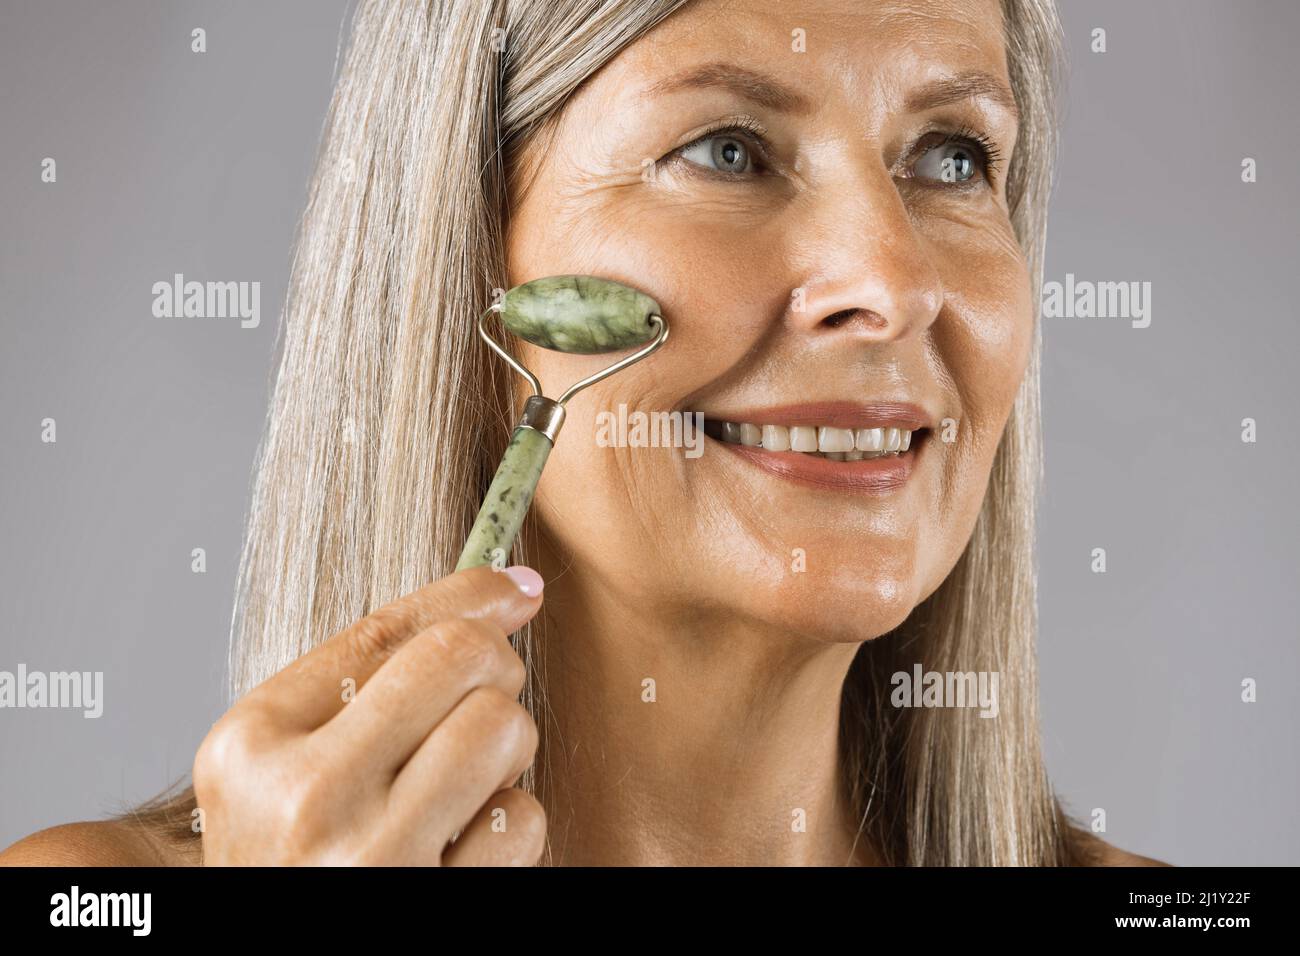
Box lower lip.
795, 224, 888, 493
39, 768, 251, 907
711, 434, 922, 492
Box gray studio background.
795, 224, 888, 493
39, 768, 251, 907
2, 1, 1296, 864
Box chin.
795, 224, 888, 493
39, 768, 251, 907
719, 542, 927, 645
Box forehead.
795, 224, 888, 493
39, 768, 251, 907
593, 0, 1010, 116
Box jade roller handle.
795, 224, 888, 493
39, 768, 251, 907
454, 275, 666, 572
456, 396, 564, 571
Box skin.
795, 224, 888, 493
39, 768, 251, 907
1, 0, 1167, 867
509, 0, 1032, 864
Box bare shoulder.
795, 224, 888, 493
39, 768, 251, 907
0, 821, 189, 867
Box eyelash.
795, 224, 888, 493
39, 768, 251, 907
668, 119, 1004, 187
669, 117, 773, 177
919, 124, 1005, 185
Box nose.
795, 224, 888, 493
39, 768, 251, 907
787, 166, 944, 343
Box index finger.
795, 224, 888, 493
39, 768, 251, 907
240, 564, 543, 733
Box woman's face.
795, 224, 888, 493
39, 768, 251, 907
506, 0, 1032, 643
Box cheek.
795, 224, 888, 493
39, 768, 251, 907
939, 223, 1034, 450
505, 176, 780, 585
507, 200, 805, 593
510, 173, 796, 388
922, 216, 1034, 573
512, 336, 695, 590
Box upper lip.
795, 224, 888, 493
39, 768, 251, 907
692, 400, 935, 432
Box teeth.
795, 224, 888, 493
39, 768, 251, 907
710, 419, 918, 459
855, 428, 883, 452
761, 424, 790, 451
789, 426, 819, 452
817, 427, 855, 453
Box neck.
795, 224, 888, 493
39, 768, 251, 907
530, 550, 876, 867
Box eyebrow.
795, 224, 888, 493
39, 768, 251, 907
645, 63, 815, 114
904, 71, 1020, 120
645, 62, 1018, 121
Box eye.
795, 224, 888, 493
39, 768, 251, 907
905, 129, 1002, 186
678, 132, 758, 175
914, 143, 980, 182
668, 119, 771, 178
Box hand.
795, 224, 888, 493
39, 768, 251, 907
192, 564, 546, 865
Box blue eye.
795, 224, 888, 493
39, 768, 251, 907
679, 133, 757, 175
907, 128, 1002, 186
913, 142, 983, 183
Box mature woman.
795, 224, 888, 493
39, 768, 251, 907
3, 0, 1165, 866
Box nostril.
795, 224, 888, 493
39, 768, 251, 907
821, 308, 888, 331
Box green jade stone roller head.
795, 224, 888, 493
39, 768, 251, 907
455, 276, 668, 571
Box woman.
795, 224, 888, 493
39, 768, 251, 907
2, 0, 1166, 866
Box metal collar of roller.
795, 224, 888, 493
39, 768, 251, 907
475, 275, 670, 442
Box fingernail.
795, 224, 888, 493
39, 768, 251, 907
502, 565, 543, 597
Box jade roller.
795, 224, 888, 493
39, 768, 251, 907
455, 275, 669, 571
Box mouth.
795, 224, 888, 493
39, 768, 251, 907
692, 402, 931, 492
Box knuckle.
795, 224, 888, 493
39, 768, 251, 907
406, 565, 516, 623
193, 711, 265, 791
279, 787, 318, 837
500, 640, 528, 693
277, 763, 336, 843
499, 791, 547, 862
423, 565, 494, 608
404, 573, 478, 625
427, 619, 509, 681
348, 605, 406, 663
469, 686, 536, 754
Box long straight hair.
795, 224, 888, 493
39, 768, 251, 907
122, 0, 1087, 866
